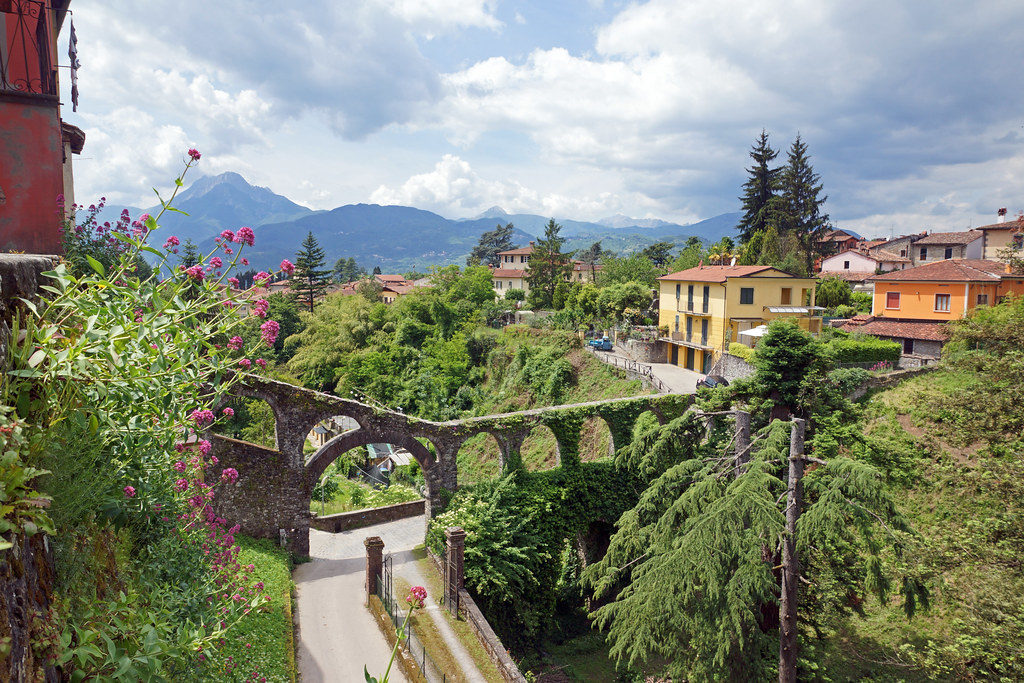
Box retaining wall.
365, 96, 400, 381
708, 352, 756, 382
310, 499, 425, 533
847, 364, 939, 400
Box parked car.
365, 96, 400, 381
588, 337, 613, 351
696, 374, 729, 391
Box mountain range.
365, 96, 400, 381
105, 172, 741, 273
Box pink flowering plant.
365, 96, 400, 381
5, 151, 293, 679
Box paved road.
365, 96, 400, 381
645, 361, 703, 394
295, 515, 485, 682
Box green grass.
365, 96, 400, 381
310, 479, 421, 516
821, 368, 1024, 680
199, 536, 296, 682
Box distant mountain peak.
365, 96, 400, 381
475, 206, 509, 219
597, 213, 675, 229
182, 171, 256, 198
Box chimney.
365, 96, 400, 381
528, 241, 535, 247
998, 208, 1008, 223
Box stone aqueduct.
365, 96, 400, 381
211, 376, 691, 554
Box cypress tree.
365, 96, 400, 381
290, 231, 331, 312
526, 219, 571, 309
781, 134, 830, 273
736, 130, 784, 243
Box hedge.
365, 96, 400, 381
824, 337, 901, 363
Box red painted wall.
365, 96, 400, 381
0, 101, 65, 254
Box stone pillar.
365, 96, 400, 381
497, 429, 529, 474
445, 526, 466, 612
424, 438, 460, 519
365, 536, 385, 604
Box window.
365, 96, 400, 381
934, 293, 951, 312
687, 285, 694, 311
674, 315, 680, 332
685, 316, 693, 342
977, 294, 989, 306
701, 319, 708, 345
508, 281, 513, 288
739, 287, 754, 304
1013, 233, 1024, 249
900, 249, 907, 257
496, 280, 502, 289
843, 260, 850, 269
781, 287, 792, 305
886, 291, 900, 309
702, 286, 710, 313
944, 247, 953, 259
919, 247, 927, 261
675, 283, 681, 299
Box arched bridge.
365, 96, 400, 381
211, 376, 691, 554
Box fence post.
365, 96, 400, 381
365, 536, 384, 605
444, 526, 466, 613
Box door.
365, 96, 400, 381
702, 351, 713, 374
685, 347, 695, 370
701, 319, 709, 346
670, 344, 678, 365
903, 338, 914, 354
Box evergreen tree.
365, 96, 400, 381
526, 219, 571, 309
333, 256, 364, 283
372, 266, 382, 275
640, 241, 675, 269
179, 239, 200, 268
290, 231, 331, 312
757, 224, 783, 265
577, 241, 604, 281
467, 223, 516, 267
781, 134, 830, 273
737, 130, 785, 243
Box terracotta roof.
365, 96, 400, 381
974, 219, 1024, 232
491, 268, 526, 278
498, 245, 535, 255
862, 239, 888, 249
381, 284, 414, 295
658, 265, 787, 283
913, 230, 982, 245
839, 317, 950, 342
867, 259, 1010, 282
375, 274, 408, 283
874, 250, 911, 263
571, 261, 602, 271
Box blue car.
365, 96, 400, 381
588, 337, 613, 351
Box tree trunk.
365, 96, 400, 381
733, 410, 751, 477
779, 418, 805, 683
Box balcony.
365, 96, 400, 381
1, 1, 57, 98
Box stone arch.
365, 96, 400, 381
306, 428, 434, 483
520, 423, 561, 471
576, 519, 616, 566
454, 431, 502, 483
632, 409, 663, 442
214, 394, 279, 451
578, 415, 615, 462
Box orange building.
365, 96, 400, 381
1, 0, 82, 254
843, 260, 1024, 357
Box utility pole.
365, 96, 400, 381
779, 418, 806, 683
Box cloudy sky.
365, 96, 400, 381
62, 0, 1024, 237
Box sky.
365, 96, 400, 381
61, 0, 1024, 238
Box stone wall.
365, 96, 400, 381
0, 255, 59, 683
310, 499, 425, 533
708, 352, 756, 382
847, 365, 939, 401
620, 338, 663, 363
210, 435, 312, 555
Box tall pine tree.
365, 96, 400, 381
780, 134, 830, 273
737, 130, 785, 244
290, 231, 331, 312
526, 219, 571, 309
468, 223, 516, 267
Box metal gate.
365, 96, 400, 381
442, 548, 460, 616
375, 553, 448, 681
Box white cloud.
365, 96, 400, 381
385, 0, 501, 31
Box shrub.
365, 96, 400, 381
729, 342, 755, 362
824, 336, 901, 363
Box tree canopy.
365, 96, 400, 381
468, 223, 516, 267
526, 219, 571, 309
290, 231, 332, 312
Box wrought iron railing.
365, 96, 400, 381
376, 554, 449, 682
1, 0, 56, 96
586, 346, 670, 393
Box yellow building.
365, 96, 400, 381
657, 265, 822, 372
975, 219, 1024, 261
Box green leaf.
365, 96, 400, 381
164, 206, 189, 216
27, 349, 46, 368
0, 539, 12, 551
364, 665, 378, 683
85, 255, 106, 276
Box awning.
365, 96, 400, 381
764, 306, 826, 313
739, 325, 770, 338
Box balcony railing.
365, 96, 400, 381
1, 1, 56, 97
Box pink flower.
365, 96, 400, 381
234, 227, 255, 246
221, 468, 239, 484
220, 229, 235, 242
190, 409, 215, 427
210, 256, 223, 268
188, 148, 202, 161
224, 247, 233, 255
228, 277, 240, 288
255, 358, 267, 369
227, 336, 244, 351
238, 358, 252, 369
174, 478, 189, 492
254, 271, 271, 285
222, 407, 235, 418
280, 259, 295, 275
185, 265, 205, 282
241, 258, 249, 266
163, 235, 180, 249
260, 320, 280, 346
197, 439, 212, 456
252, 299, 269, 318
173, 461, 187, 472
123, 485, 136, 498
406, 585, 427, 609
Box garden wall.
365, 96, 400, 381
847, 365, 939, 401
310, 499, 425, 533
708, 352, 756, 382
